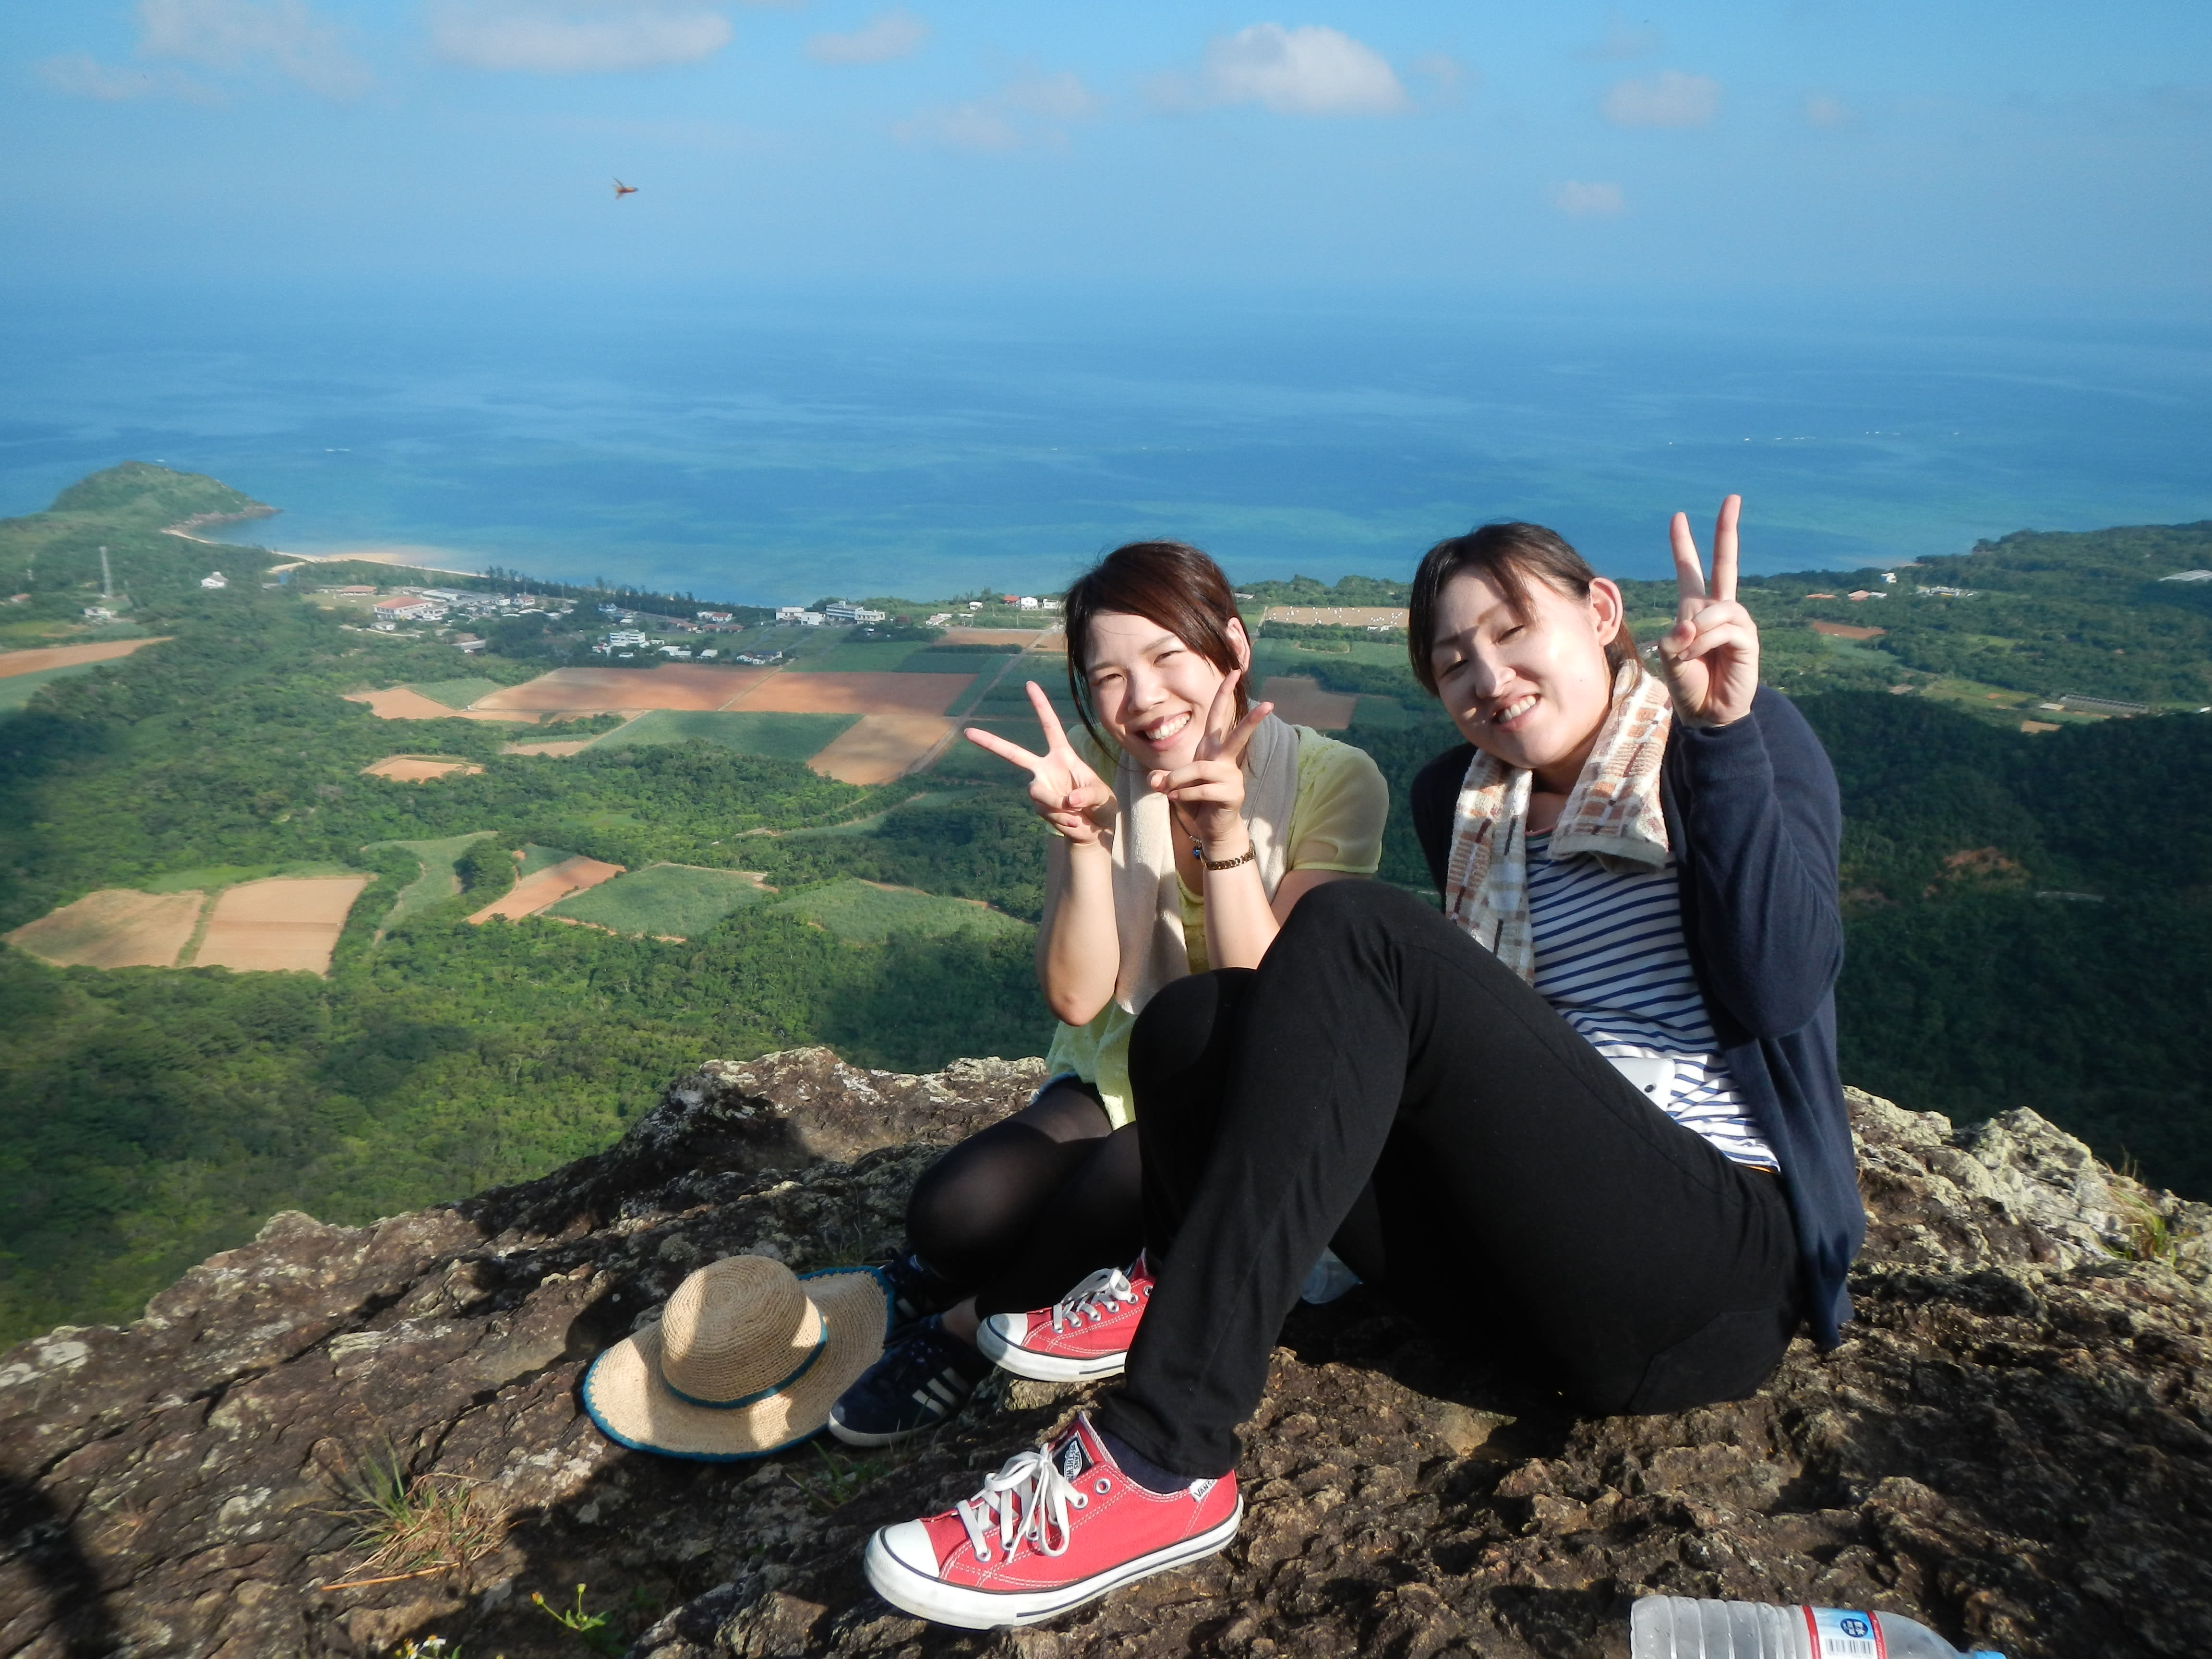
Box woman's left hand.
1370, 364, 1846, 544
1656, 494, 1761, 728
1147, 671, 1274, 853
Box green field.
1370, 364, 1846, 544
787, 641, 928, 672
769, 877, 1031, 943
589, 709, 858, 760
363, 832, 497, 922
404, 676, 504, 710
544, 862, 771, 937
0, 663, 107, 717
1350, 695, 1425, 730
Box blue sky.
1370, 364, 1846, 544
9, 0, 2211, 300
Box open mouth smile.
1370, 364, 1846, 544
1134, 710, 1192, 747
1489, 693, 1539, 729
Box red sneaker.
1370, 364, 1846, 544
978, 1256, 1153, 1381
863, 1412, 1241, 1629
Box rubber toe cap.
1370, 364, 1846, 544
873, 1519, 943, 1578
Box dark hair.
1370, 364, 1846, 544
1062, 541, 1250, 750
1407, 521, 1635, 697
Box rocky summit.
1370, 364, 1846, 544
2, 1051, 2209, 1659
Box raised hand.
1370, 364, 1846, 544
1146, 670, 1274, 854
1655, 494, 1761, 728
963, 682, 1115, 844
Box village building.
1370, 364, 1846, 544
200, 572, 228, 589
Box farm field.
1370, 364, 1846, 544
0, 637, 170, 677
502, 737, 596, 757
588, 709, 857, 761
787, 640, 937, 672
769, 877, 1030, 943
361, 754, 484, 781
345, 686, 531, 723
543, 863, 771, 938
469, 664, 772, 715
401, 676, 507, 709
192, 876, 372, 974
729, 671, 972, 716
1260, 674, 1357, 730
5, 888, 206, 969
936, 626, 1054, 649
365, 831, 495, 923
471, 852, 625, 922
808, 714, 959, 784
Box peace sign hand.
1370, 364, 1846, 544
1146, 670, 1274, 854
963, 681, 1116, 845
1655, 494, 1761, 729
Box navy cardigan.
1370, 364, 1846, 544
1410, 687, 1861, 1347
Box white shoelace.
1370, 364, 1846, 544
955, 1443, 1085, 1563
1048, 1264, 1138, 1334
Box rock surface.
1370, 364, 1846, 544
0, 1051, 2207, 1659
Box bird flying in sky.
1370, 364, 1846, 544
613, 179, 637, 198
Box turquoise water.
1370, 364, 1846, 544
4, 282, 2209, 602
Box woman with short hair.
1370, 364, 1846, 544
827, 539, 1387, 1448
863, 499, 1860, 1632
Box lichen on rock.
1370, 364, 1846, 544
0, 1059, 2207, 1658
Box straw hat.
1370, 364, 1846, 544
582, 1256, 890, 1461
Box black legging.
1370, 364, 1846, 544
1094, 879, 1803, 1479
905, 1080, 1145, 1318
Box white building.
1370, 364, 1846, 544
374, 596, 437, 622
606, 629, 649, 648
823, 602, 887, 624
1017, 596, 1040, 611
200, 571, 228, 589
777, 606, 810, 623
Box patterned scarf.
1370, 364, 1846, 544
1443, 660, 1673, 984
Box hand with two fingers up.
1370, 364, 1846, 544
1145, 671, 1275, 857
963, 681, 1117, 845
1655, 493, 1762, 729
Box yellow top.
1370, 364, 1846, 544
1042, 725, 1389, 1128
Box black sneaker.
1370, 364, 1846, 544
828, 1317, 995, 1448
878, 1251, 961, 1332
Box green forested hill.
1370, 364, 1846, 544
2, 465, 2207, 1345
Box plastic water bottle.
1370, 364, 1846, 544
1631, 1596, 2006, 1659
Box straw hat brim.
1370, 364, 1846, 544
581, 1266, 891, 1461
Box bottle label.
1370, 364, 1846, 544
1804, 1608, 1887, 1659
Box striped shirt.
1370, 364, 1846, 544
1525, 830, 1778, 1170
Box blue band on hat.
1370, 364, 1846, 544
661, 1307, 828, 1411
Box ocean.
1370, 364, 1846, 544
5, 281, 2209, 603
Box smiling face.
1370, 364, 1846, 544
1082, 609, 1249, 770
1429, 569, 1626, 790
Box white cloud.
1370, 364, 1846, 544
429, 1, 734, 73
1554, 180, 1625, 217
1803, 93, 1855, 129
806, 9, 928, 65
135, 0, 373, 96
1602, 69, 1719, 128
896, 66, 1101, 150
1578, 15, 1662, 61
1200, 24, 1408, 117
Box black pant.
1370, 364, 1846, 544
905, 1080, 1144, 1318
1094, 880, 1802, 1479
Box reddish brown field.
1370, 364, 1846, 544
1810, 619, 1889, 641
808, 714, 959, 784
361, 755, 485, 781
469, 666, 773, 714
5, 889, 205, 969
0, 637, 171, 677
192, 877, 372, 975
502, 737, 597, 757
1260, 674, 1358, 731
345, 687, 537, 723
469, 856, 625, 923
729, 672, 972, 716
